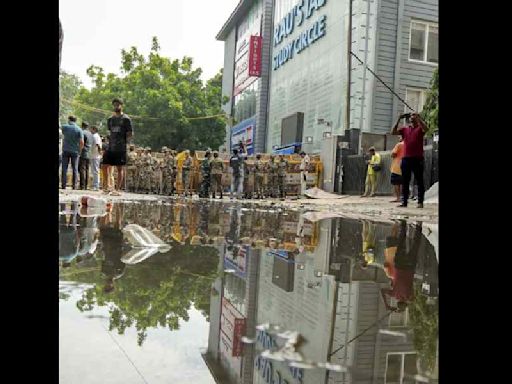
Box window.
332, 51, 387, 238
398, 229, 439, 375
404, 88, 426, 113
385, 353, 419, 384
409, 21, 438, 64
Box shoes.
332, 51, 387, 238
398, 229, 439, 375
417, 203, 424, 208
397, 203, 407, 207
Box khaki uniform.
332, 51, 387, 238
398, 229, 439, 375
182, 156, 192, 196
162, 154, 176, 195
277, 158, 288, 198
126, 151, 137, 192
254, 159, 265, 199
210, 157, 224, 198
266, 158, 278, 198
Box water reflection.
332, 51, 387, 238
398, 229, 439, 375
59, 200, 438, 383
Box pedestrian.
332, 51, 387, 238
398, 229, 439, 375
59, 124, 63, 168
79, 122, 94, 190
389, 137, 405, 202
102, 97, 133, 196
391, 112, 428, 208
299, 151, 310, 198
90, 126, 102, 191
126, 144, 137, 192
229, 148, 243, 199
361, 147, 382, 197
199, 150, 212, 198
182, 150, 193, 197
238, 141, 248, 197
210, 151, 224, 199
61, 115, 84, 190
254, 154, 265, 199
266, 155, 278, 198
277, 154, 288, 199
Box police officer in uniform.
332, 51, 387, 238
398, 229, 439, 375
277, 154, 288, 199
126, 144, 137, 192
254, 154, 265, 199
266, 155, 278, 198
199, 150, 211, 198
210, 151, 224, 199
182, 150, 192, 197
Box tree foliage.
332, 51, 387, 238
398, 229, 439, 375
72, 37, 226, 150
59, 70, 82, 123
421, 68, 438, 137
72, 245, 219, 346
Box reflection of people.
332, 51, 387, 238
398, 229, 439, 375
99, 204, 126, 293
381, 221, 422, 311
59, 202, 80, 266
360, 220, 376, 267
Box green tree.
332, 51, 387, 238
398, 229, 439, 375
59, 70, 82, 123
408, 284, 438, 376
421, 69, 438, 137
74, 37, 226, 149
72, 245, 219, 346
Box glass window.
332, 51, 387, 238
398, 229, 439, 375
409, 21, 438, 64
405, 89, 426, 113
386, 353, 418, 384
386, 354, 402, 384
233, 80, 259, 123
409, 23, 426, 61
427, 25, 438, 63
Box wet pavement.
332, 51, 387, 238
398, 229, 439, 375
59, 199, 438, 384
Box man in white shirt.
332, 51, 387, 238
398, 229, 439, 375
299, 151, 310, 197
90, 126, 102, 191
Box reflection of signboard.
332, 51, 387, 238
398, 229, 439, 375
221, 298, 246, 357
224, 244, 248, 279
231, 117, 255, 155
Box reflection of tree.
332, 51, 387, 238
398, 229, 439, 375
408, 284, 438, 376
73, 245, 219, 346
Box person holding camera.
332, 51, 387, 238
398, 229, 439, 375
361, 147, 382, 197
391, 112, 428, 208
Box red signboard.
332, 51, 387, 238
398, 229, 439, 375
221, 297, 246, 357
249, 35, 262, 77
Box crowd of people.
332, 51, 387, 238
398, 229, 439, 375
361, 112, 428, 208
60, 98, 312, 200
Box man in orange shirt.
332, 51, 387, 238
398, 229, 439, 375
389, 137, 405, 202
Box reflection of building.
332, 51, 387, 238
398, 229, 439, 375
202, 210, 438, 384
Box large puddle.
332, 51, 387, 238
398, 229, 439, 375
59, 200, 438, 384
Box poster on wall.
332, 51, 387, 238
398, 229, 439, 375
231, 117, 255, 155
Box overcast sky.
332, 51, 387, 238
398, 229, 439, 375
60, 0, 240, 88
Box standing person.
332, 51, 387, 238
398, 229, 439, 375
243, 158, 252, 199
254, 154, 265, 199
391, 112, 428, 208
61, 116, 84, 190
126, 144, 137, 192
238, 141, 248, 197
277, 154, 288, 199
361, 147, 382, 197
229, 148, 243, 199
100, 136, 109, 192
79, 122, 93, 190
266, 155, 278, 198
59, 124, 63, 168
90, 126, 102, 191
210, 151, 225, 199
181, 150, 192, 197
389, 137, 405, 202
199, 150, 212, 198
102, 98, 133, 196
299, 151, 310, 198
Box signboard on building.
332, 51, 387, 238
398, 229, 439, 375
231, 117, 255, 155
234, 35, 262, 96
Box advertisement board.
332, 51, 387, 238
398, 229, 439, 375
231, 117, 256, 155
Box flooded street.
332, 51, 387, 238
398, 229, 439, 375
59, 200, 438, 384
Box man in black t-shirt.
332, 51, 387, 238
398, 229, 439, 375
102, 98, 133, 195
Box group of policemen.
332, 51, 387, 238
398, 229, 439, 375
123, 144, 294, 199
125, 145, 181, 195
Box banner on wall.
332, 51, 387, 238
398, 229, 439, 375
231, 117, 255, 155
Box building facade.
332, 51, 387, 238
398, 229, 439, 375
218, 0, 438, 156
